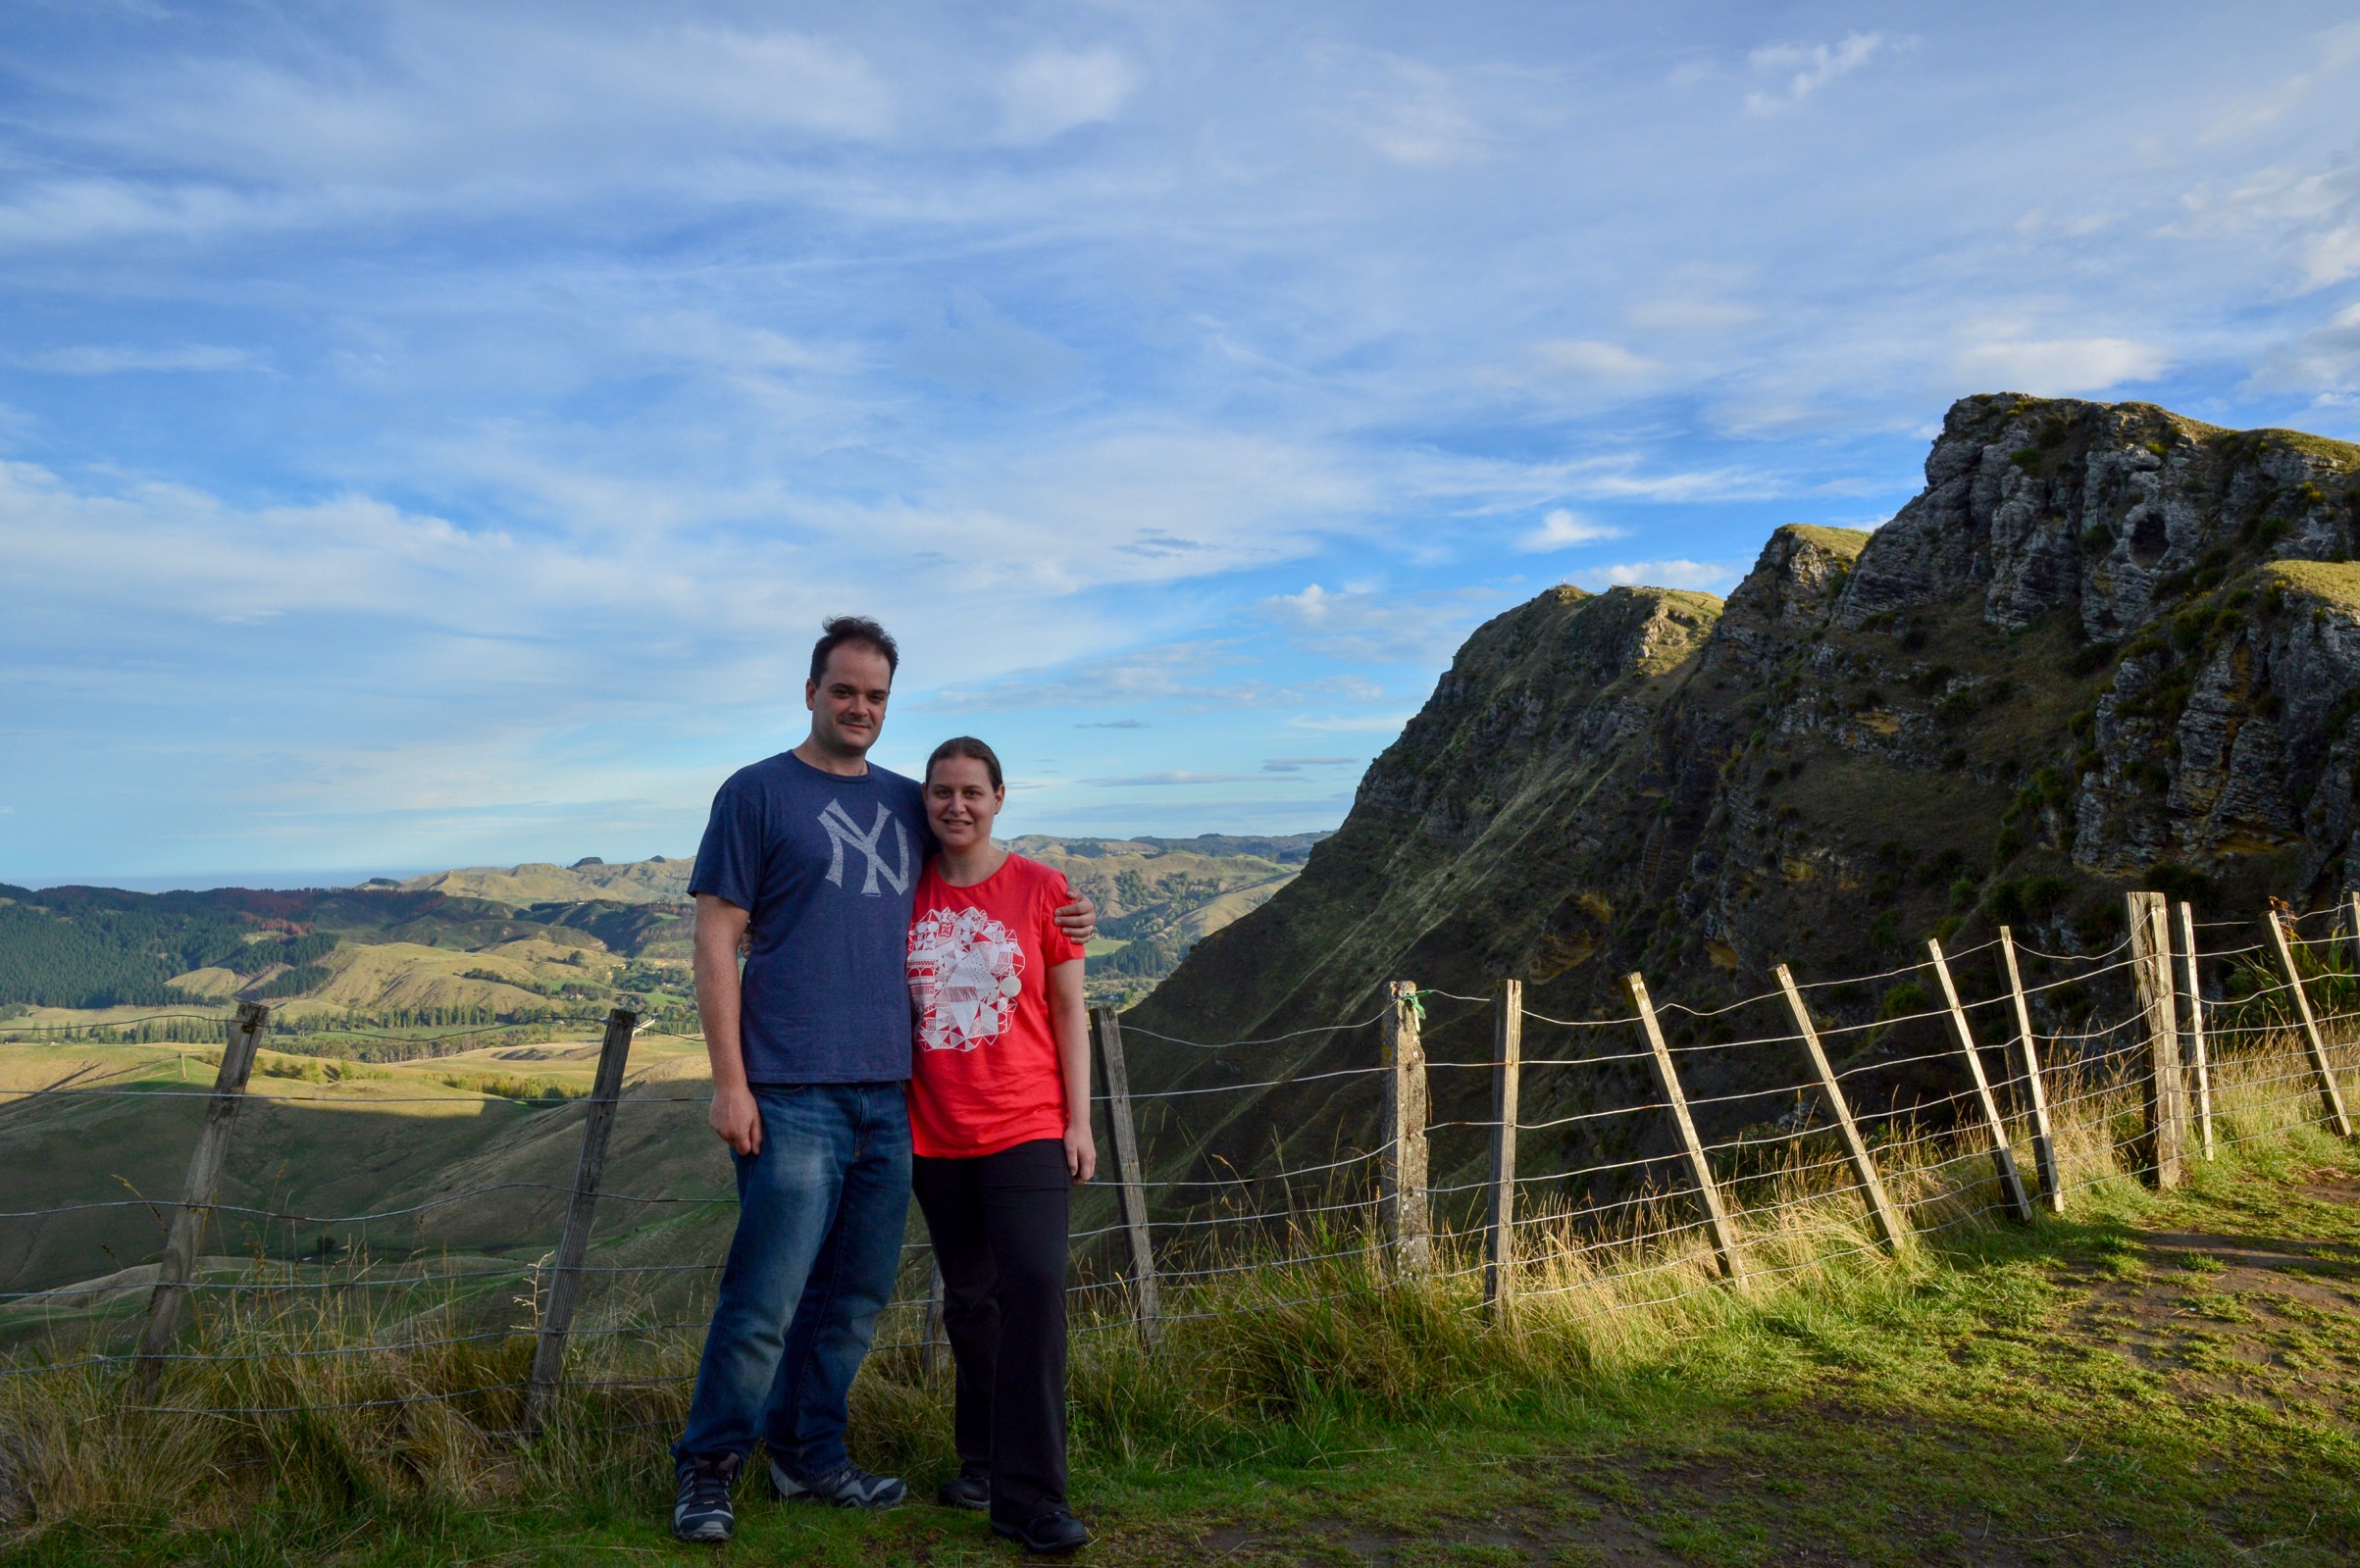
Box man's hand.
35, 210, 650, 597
1064, 1122, 1098, 1185
711, 1081, 762, 1156
1053, 890, 1097, 944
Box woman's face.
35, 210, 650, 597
924, 755, 1003, 850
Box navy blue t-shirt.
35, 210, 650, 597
690, 751, 935, 1085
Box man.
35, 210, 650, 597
670, 616, 1094, 1543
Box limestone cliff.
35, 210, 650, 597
1118, 395, 2360, 1207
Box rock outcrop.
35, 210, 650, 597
1117, 395, 2360, 1207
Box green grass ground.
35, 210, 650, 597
14, 1129, 2360, 1567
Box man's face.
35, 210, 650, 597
805, 643, 894, 756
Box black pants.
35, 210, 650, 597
911, 1138, 1070, 1524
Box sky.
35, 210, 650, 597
4, 2, 2360, 887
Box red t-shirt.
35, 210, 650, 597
905, 852, 1085, 1159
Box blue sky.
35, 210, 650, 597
4, 2, 2359, 886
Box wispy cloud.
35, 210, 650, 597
1000, 47, 1135, 143
1085, 771, 1274, 787
2, 5, 2355, 876
1518, 508, 1619, 551
1565, 559, 1748, 594
13, 344, 256, 375
1954, 334, 2169, 395
1744, 32, 1888, 114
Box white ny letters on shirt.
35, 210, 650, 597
819, 799, 911, 896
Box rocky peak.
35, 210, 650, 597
1840, 393, 2360, 639
1124, 395, 2360, 1198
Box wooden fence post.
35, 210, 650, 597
1090, 1007, 1162, 1345
2349, 891, 2360, 976
2268, 911, 2354, 1138
1626, 972, 1749, 1285
1925, 940, 2035, 1223
1485, 979, 1522, 1318
1997, 929, 2064, 1212
2178, 902, 2214, 1161
522, 1006, 638, 1437
1774, 965, 1906, 1251
923, 1259, 946, 1378
1378, 981, 1431, 1276
2126, 892, 2188, 1189
132, 1001, 269, 1399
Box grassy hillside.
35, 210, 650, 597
1, 836, 1317, 1038
6, 1023, 2360, 1564
1009, 833, 1323, 1003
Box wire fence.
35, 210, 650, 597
3, 891, 2359, 1440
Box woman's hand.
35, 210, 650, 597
1064, 1121, 1098, 1185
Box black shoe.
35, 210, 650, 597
672, 1452, 742, 1543
937, 1469, 990, 1510
767, 1456, 907, 1508
992, 1509, 1091, 1554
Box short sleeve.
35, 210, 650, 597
689, 775, 764, 912
1037, 868, 1085, 966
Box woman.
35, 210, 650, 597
904, 735, 1096, 1555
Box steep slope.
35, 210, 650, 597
1125, 394, 2360, 1208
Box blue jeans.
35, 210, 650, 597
673, 1082, 911, 1477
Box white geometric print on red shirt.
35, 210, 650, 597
907, 905, 1027, 1052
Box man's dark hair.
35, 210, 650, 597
925, 735, 1003, 791
809, 616, 899, 684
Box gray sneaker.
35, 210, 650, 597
768, 1457, 907, 1509
672, 1452, 741, 1543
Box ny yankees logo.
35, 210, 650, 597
819, 799, 911, 896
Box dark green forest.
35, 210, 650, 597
0, 891, 252, 1007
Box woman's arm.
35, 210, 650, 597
1048, 958, 1096, 1184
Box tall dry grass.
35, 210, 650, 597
1, 1022, 2351, 1544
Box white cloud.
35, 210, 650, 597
1528, 339, 1661, 383
1261, 756, 1356, 772
1000, 47, 1135, 143
1745, 32, 1886, 114
14, 344, 256, 375
1085, 771, 1274, 786
1518, 508, 1619, 551
1565, 559, 1747, 594
2300, 225, 2360, 289
2247, 303, 2360, 393
899, 292, 1080, 400
1260, 582, 1500, 663
1348, 57, 1492, 167
1625, 298, 1760, 333
1285, 712, 1419, 733
1954, 335, 2169, 394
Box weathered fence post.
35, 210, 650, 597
1626, 972, 1749, 1285
2177, 902, 2214, 1161
2126, 891, 2188, 1188
1997, 928, 2064, 1211
2268, 910, 2354, 1137
133, 1001, 269, 1399
1090, 1006, 1162, 1345
2349, 890, 2360, 976
923, 1259, 946, 1378
1925, 940, 2035, 1223
1774, 965, 1906, 1251
1379, 981, 1431, 1275
1484, 979, 1522, 1319
522, 1006, 638, 1437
